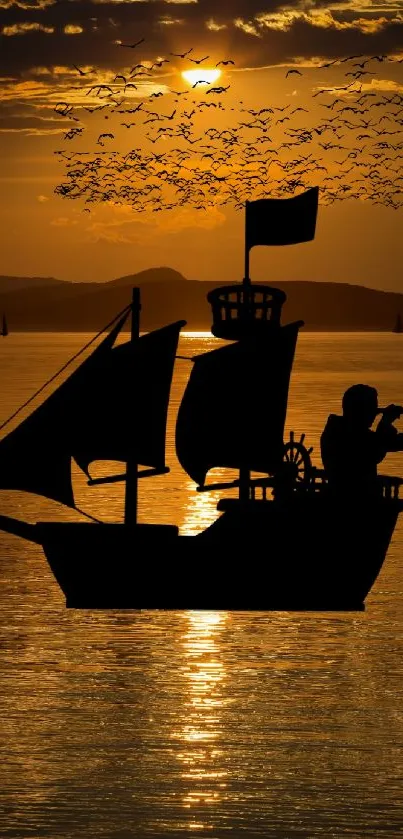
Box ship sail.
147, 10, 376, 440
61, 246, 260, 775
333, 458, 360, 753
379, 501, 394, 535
73, 320, 185, 478
0, 315, 127, 508
175, 322, 301, 487
0, 316, 184, 507
393, 313, 402, 333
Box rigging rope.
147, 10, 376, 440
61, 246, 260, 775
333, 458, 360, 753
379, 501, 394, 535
73, 504, 103, 524
0, 303, 132, 434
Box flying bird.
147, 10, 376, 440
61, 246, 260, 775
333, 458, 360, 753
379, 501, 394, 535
216, 60, 235, 67
339, 54, 364, 63
64, 127, 83, 140
345, 70, 374, 78
55, 102, 73, 116
206, 85, 230, 94
286, 69, 302, 77
73, 64, 89, 76
97, 133, 114, 145
170, 49, 193, 59
87, 85, 114, 96
319, 59, 339, 69
189, 55, 209, 65
151, 59, 170, 69
118, 38, 145, 49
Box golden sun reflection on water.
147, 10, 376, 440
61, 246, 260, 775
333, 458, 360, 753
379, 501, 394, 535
172, 611, 229, 819
180, 481, 221, 535
181, 469, 239, 535
2, 335, 403, 838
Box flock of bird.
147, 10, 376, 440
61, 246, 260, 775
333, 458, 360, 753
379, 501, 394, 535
53, 45, 403, 213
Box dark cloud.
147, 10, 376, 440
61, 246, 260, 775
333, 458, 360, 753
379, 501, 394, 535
0, 0, 402, 78
0, 114, 68, 129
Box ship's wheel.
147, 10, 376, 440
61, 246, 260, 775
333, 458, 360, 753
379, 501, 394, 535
282, 431, 313, 489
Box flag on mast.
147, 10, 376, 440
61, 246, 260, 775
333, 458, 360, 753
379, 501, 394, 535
245, 187, 319, 251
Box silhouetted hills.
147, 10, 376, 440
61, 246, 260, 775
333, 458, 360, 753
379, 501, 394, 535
0, 275, 69, 294
0, 269, 403, 331
107, 267, 187, 286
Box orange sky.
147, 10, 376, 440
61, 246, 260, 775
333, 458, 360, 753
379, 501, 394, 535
1, 1, 403, 289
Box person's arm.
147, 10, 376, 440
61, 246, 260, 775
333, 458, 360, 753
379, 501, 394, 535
375, 404, 403, 454
388, 434, 403, 451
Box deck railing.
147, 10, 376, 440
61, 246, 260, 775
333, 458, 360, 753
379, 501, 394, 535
199, 468, 403, 502
302, 468, 403, 500
250, 469, 403, 501
377, 474, 403, 499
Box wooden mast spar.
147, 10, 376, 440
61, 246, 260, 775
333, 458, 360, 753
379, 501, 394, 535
124, 287, 140, 526
239, 202, 251, 503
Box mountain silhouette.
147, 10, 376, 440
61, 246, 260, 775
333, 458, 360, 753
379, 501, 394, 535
1, 269, 403, 332
0, 275, 68, 294
107, 267, 187, 286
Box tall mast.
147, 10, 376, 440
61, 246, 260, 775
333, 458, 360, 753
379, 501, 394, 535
124, 287, 141, 525
244, 201, 251, 286
239, 202, 251, 502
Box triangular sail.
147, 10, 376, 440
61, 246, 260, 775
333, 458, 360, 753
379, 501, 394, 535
0, 315, 127, 508
175, 323, 301, 487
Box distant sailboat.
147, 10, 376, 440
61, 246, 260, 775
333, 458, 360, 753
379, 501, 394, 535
393, 313, 402, 333
1, 314, 8, 336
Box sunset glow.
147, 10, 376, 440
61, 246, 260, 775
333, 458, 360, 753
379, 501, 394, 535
181, 68, 221, 87
0, 0, 402, 288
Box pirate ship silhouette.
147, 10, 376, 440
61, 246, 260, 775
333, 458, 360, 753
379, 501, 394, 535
0, 186, 402, 610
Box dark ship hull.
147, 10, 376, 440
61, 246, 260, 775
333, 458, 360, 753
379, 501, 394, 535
34, 494, 401, 610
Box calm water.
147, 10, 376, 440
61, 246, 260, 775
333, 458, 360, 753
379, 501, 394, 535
0, 332, 402, 838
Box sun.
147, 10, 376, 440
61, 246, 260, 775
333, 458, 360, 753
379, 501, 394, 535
181, 68, 221, 87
